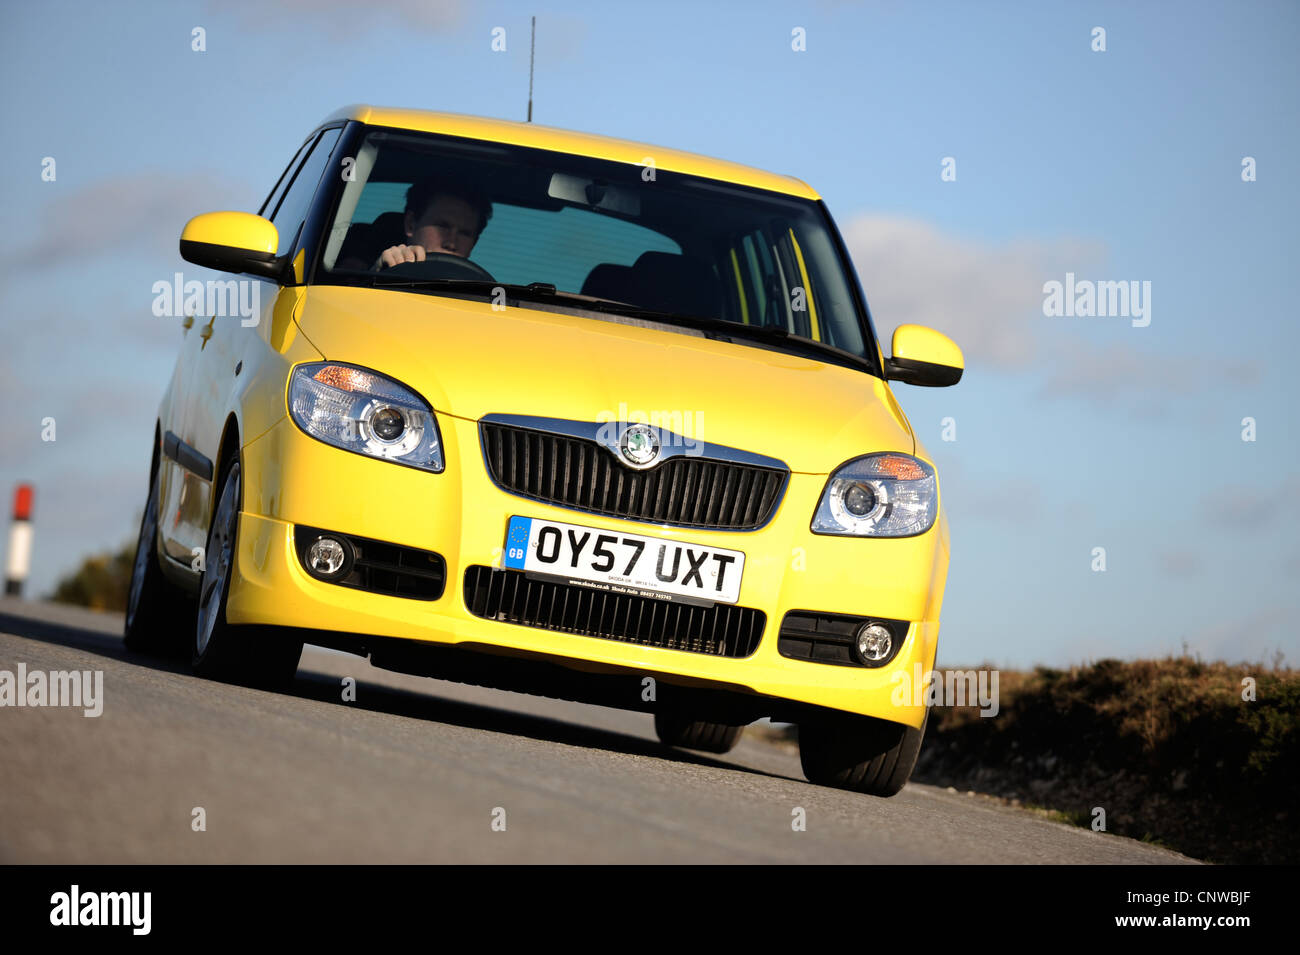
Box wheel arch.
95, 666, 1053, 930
212, 413, 243, 508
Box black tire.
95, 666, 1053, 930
654, 710, 747, 754
123, 463, 193, 657
798, 709, 929, 797
192, 456, 302, 688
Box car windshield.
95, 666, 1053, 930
316, 127, 874, 367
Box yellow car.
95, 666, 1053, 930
124, 105, 963, 796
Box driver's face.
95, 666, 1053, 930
405, 195, 481, 258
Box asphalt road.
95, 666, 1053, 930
0, 597, 1198, 863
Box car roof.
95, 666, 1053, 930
320, 105, 821, 201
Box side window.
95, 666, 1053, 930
258, 139, 310, 218
731, 226, 824, 339
783, 228, 821, 342
739, 232, 771, 324
722, 245, 751, 325
270, 127, 343, 257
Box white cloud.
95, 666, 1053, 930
840, 214, 1104, 368
1, 173, 248, 274
839, 215, 1264, 408
1157, 550, 1201, 577
1200, 474, 1300, 530
1038, 338, 1261, 405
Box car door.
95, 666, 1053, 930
155, 307, 208, 566
168, 128, 343, 568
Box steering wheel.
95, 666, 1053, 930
381, 253, 495, 283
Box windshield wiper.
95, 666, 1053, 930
366, 276, 526, 294
361, 276, 871, 371
626, 311, 872, 371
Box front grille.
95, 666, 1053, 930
778, 610, 910, 668
464, 565, 765, 658
480, 422, 785, 530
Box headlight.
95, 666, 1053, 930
289, 362, 444, 472
812, 453, 937, 537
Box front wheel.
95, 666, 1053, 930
192, 457, 301, 688
798, 710, 929, 797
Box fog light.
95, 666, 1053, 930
856, 622, 893, 663
305, 536, 350, 579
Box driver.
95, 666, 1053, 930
375, 176, 492, 268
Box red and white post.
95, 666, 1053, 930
4, 484, 34, 597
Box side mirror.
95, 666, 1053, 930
884, 324, 964, 387
179, 212, 282, 279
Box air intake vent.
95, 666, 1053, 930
464, 565, 765, 658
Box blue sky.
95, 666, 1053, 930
1, 0, 1296, 668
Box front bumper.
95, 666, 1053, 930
229, 413, 949, 727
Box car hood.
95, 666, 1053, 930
294, 285, 915, 473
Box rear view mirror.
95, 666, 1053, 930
180, 211, 282, 279
547, 173, 640, 216
884, 324, 964, 387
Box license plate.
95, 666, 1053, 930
503, 516, 745, 605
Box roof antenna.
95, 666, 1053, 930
526, 16, 536, 122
